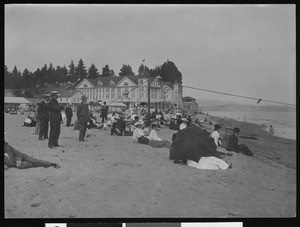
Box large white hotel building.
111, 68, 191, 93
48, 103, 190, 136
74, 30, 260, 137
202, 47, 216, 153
75, 74, 183, 109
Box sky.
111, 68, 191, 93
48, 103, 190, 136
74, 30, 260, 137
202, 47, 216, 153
5, 4, 296, 105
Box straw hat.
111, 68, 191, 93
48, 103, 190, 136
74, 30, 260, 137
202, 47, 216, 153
50, 91, 60, 96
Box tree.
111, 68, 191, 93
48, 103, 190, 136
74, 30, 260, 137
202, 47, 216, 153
4, 65, 13, 88
101, 64, 114, 77
88, 63, 100, 79
159, 60, 182, 83
119, 64, 135, 77
22, 68, 32, 97
138, 64, 150, 76
68, 60, 76, 82
75, 59, 88, 82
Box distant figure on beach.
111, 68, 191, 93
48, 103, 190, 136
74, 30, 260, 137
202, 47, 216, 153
65, 104, 73, 127
4, 141, 60, 170
38, 94, 50, 140
48, 91, 64, 148
210, 124, 223, 147
226, 127, 253, 156
76, 95, 90, 142
269, 125, 275, 136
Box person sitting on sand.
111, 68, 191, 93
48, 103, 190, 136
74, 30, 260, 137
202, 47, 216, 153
132, 120, 149, 145
226, 127, 253, 156
210, 124, 223, 147
148, 122, 172, 149
4, 141, 60, 170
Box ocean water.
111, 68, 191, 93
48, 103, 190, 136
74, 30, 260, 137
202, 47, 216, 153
206, 110, 296, 140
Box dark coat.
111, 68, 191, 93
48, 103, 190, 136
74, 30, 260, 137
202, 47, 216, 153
226, 134, 239, 152
101, 105, 108, 117
37, 100, 49, 119
65, 107, 73, 118
48, 99, 63, 122
76, 102, 90, 122
170, 125, 221, 162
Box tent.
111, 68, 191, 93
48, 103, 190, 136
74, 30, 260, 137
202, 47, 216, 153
108, 102, 127, 107
5, 97, 30, 104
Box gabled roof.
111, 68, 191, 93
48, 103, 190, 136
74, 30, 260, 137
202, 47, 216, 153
4, 89, 16, 97
43, 87, 81, 98
164, 82, 174, 89
87, 75, 139, 87
183, 96, 196, 100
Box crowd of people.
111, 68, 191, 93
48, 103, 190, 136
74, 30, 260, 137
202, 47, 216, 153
6, 91, 255, 171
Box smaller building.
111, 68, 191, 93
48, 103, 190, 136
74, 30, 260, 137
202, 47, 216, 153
4, 89, 16, 97
182, 96, 199, 114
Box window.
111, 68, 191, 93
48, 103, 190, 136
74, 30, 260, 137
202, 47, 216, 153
109, 80, 115, 86
106, 93, 110, 98
117, 93, 121, 98
106, 88, 110, 92
97, 81, 102, 86
111, 93, 115, 99
111, 88, 115, 92
131, 93, 135, 98
117, 88, 121, 92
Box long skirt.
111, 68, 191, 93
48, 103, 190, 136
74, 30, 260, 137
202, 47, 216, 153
149, 140, 172, 148
35, 120, 41, 135
187, 156, 229, 170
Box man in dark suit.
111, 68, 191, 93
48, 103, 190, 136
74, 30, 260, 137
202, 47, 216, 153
37, 94, 50, 140
227, 127, 253, 156
76, 95, 90, 142
4, 141, 60, 169
101, 101, 109, 124
65, 104, 73, 127
48, 91, 64, 149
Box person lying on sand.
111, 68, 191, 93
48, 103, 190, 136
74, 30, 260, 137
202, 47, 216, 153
187, 156, 232, 170
4, 141, 60, 170
226, 127, 253, 156
148, 122, 172, 149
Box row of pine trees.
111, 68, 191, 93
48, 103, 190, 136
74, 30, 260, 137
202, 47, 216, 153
5, 59, 183, 97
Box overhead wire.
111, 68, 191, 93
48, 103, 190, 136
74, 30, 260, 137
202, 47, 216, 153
182, 85, 296, 106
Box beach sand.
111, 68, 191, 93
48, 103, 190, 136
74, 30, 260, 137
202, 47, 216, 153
4, 114, 296, 218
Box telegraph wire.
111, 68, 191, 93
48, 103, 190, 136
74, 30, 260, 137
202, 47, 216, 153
183, 85, 296, 106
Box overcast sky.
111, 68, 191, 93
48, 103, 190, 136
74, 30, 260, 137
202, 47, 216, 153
5, 4, 296, 105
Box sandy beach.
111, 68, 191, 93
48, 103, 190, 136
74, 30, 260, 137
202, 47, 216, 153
4, 113, 296, 218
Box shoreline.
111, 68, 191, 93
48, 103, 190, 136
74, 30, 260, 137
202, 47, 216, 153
204, 111, 296, 140
197, 114, 296, 170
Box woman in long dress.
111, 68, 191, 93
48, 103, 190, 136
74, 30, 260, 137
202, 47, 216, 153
148, 122, 172, 149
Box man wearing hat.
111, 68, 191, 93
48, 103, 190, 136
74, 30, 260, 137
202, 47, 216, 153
76, 95, 90, 142
38, 94, 51, 140
227, 127, 253, 156
65, 104, 73, 127
48, 91, 64, 148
